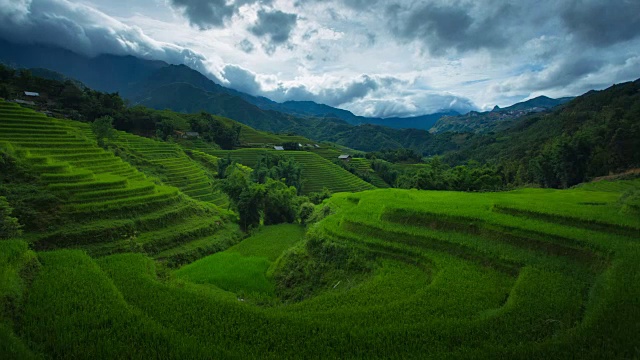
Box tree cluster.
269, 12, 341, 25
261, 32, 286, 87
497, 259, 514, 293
252, 153, 303, 193
221, 164, 300, 231
395, 157, 503, 192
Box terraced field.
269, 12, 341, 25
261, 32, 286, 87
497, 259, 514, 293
65, 122, 229, 208
0, 101, 240, 265
349, 157, 390, 188
2, 178, 637, 358
303, 148, 389, 188
207, 148, 376, 194
112, 131, 229, 207
308, 146, 342, 160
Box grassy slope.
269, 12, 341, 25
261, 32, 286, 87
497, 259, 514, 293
0, 101, 241, 265
1, 179, 638, 358
20, 250, 229, 359
175, 224, 305, 296
206, 148, 376, 194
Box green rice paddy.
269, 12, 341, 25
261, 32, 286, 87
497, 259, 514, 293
1, 100, 639, 358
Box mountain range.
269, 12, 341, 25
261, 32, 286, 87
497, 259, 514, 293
431, 96, 574, 134
0, 39, 571, 135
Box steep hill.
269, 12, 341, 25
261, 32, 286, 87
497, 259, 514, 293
445, 79, 640, 187
0, 101, 241, 265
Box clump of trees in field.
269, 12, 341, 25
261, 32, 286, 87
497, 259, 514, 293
219, 154, 307, 231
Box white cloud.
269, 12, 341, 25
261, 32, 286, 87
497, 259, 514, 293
1, 0, 639, 117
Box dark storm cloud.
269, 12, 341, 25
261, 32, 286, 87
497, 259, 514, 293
341, 0, 379, 11
170, 0, 274, 29
561, 0, 640, 47
0, 0, 212, 76
170, 0, 235, 29
494, 55, 610, 95
238, 39, 256, 53
249, 9, 298, 50
387, 1, 511, 55
530, 57, 605, 91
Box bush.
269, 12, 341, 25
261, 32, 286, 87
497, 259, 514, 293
272, 227, 373, 302
299, 202, 315, 224
0, 197, 22, 239
308, 188, 332, 205
91, 115, 117, 147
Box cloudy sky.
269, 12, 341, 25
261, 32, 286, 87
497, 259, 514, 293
1, 0, 639, 117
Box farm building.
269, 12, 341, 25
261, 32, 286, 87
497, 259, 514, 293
338, 154, 352, 162
23, 91, 40, 97
274, 146, 285, 151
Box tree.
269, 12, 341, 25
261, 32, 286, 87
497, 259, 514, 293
0, 83, 11, 100
371, 159, 398, 186
0, 196, 22, 239
91, 115, 116, 147
272, 158, 303, 193
60, 81, 85, 109
299, 202, 315, 224
263, 179, 298, 225
217, 155, 234, 179
308, 188, 332, 205
221, 164, 252, 201
237, 184, 265, 231
252, 154, 303, 193
0, 64, 15, 82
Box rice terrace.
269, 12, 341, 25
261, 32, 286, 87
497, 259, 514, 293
1, 1, 640, 359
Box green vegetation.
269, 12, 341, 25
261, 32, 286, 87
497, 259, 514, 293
443, 80, 640, 188
177, 252, 274, 294
0, 196, 22, 239
0, 67, 639, 359
208, 148, 375, 194
90, 115, 116, 147
0, 101, 241, 267
175, 224, 305, 297
3, 179, 637, 358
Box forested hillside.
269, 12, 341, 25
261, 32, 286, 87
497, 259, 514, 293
431, 96, 573, 134
445, 80, 640, 188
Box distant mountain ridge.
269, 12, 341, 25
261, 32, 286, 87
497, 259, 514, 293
431, 96, 573, 134
493, 95, 574, 112
0, 39, 454, 130
0, 39, 585, 156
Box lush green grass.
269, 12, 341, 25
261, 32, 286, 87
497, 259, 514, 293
0, 241, 41, 360
227, 224, 306, 261
176, 252, 273, 295
19, 250, 229, 359
175, 224, 305, 296
0, 180, 638, 358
